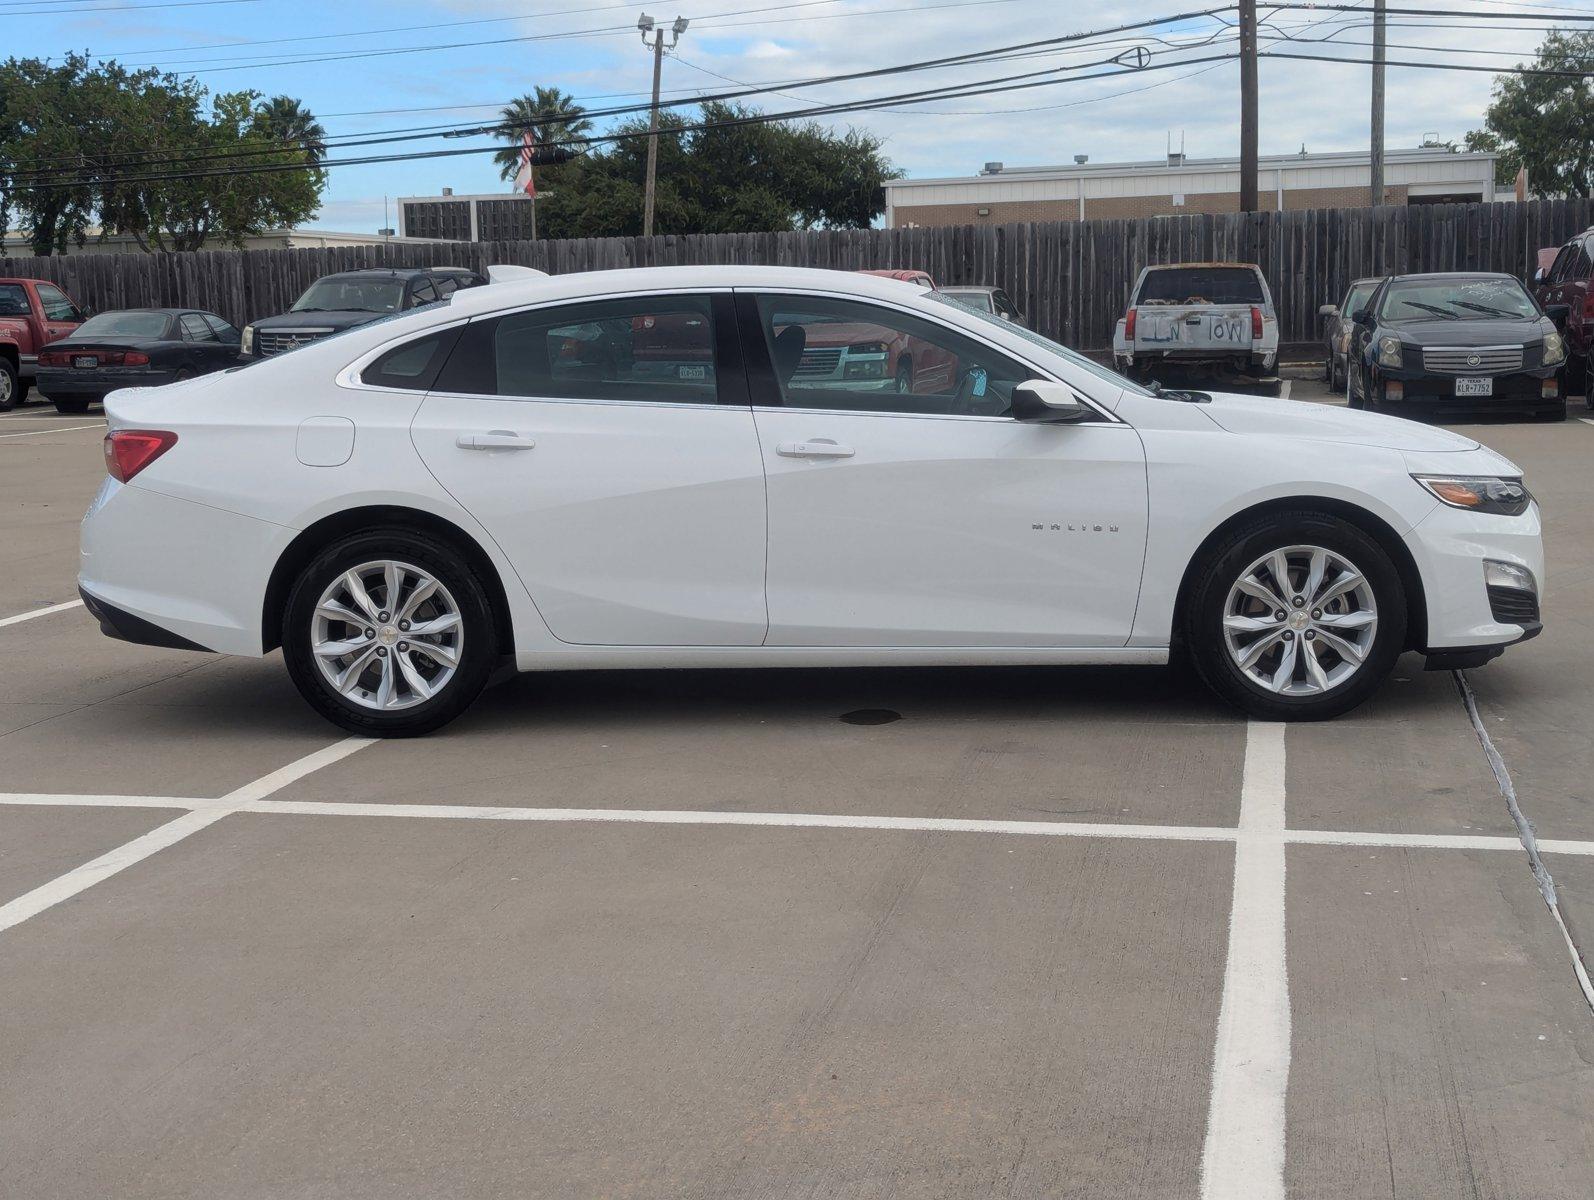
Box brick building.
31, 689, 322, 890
883, 146, 1500, 228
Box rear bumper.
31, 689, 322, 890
79, 586, 211, 652
38, 368, 178, 396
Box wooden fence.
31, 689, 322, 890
4, 198, 1590, 354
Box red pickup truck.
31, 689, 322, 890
0, 278, 86, 411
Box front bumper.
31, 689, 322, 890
1405, 497, 1544, 654
39, 367, 178, 397
1371, 365, 1559, 412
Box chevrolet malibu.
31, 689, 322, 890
79, 267, 1544, 736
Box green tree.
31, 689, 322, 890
536, 102, 898, 237
0, 55, 325, 254
1465, 28, 1594, 198
255, 95, 327, 164
492, 87, 593, 183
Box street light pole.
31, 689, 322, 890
639, 14, 688, 239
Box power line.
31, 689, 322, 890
1260, 49, 1594, 77
0, 0, 258, 12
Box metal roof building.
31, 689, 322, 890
884, 146, 1500, 228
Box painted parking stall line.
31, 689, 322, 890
0, 737, 373, 935
1200, 721, 1290, 1200
0, 599, 84, 628
0, 422, 106, 441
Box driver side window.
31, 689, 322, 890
751, 294, 1033, 418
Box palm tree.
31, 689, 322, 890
256, 95, 326, 164
493, 87, 593, 182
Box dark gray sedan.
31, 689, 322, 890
35, 309, 242, 413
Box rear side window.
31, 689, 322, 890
360, 328, 462, 391
180, 314, 217, 342
203, 314, 239, 341
1137, 268, 1265, 305
410, 279, 439, 306
437, 295, 722, 405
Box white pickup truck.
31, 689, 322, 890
1111, 262, 1281, 393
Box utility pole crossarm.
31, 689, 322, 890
639, 13, 689, 239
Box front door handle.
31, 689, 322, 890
777, 439, 855, 459
457, 430, 537, 451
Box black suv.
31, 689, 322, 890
242, 267, 486, 359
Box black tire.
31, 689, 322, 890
1346, 362, 1363, 409
0, 358, 17, 412
282, 529, 498, 736
173, 366, 195, 383
894, 359, 912, 394
1323, 355, 1333, 385
1182, 512, 1408, 722
52, 396, 92, 414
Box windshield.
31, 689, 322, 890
925, 292, 1154, 398
1137, 267, 1265, 306
77, 311, 171, 338
293, 277, 406, 314
944, 290, 995, 313
1380, 277, 1538, 321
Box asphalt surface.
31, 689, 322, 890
2, 381, 1593, 1198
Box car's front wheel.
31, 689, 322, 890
282, 531, 497, 736
1184, 513, 1407, 721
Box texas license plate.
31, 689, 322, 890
1455, 377, 1493, 397
73, 355, 97, 369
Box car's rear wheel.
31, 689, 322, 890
282, 530, 497, 736
0, 359, 17, 411
1183, 513, 1407, 721
52, 397, 92, 414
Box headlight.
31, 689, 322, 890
241, 324, 255, 355
1412, 474, 1533, 516
1376, 335, 1403, 368
1543, 330, 1567, 367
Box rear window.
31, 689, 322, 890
0, 284, 28, 317
1137, 268, 1265, 306
78, 311, 171, 338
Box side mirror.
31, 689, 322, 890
1318, 303, 1338, 318
1533, 268, 1547, 286
1012, 380, 1090, 424
1353, 307, 1374, 326
1546, 303, 1571, 329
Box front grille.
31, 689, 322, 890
257, 329, 333, 357
1487, 584, 1540, 625
1421, 345, 1523, 375
795, 347, 842, 375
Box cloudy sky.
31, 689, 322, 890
9, 0, 1592, 232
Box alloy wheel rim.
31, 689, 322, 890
311, 559, 463, 711
1222, 544, 1378, 696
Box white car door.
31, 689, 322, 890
409, 291, 768, 646
740, 291, 1148, 647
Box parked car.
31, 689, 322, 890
858, 269, 937, 289
1318, 277, 1382, 391
1532, 227, 1592, 405
942, 285, 1025, 325
1112, 262, 1280, 392
34, 309, 242, 414
242, 266, 486, 359
80, 266, 1542, 736
0, 277, 85, 410
1346, 272, 1567, 420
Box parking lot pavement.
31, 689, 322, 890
6, 388, 1594, 1197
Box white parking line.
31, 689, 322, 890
0, 737, 373, 934
0, 599, 84, 629
1579, 417, 1594, 428
1200, 721, 1289, 1200
0, 422, 105, 440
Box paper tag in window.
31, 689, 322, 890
679, 365, 707, 381
971, 368, 988, 397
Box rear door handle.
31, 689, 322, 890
777, 440, 855, 459
457, 430, 537, 451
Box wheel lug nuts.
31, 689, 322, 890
1275, 610, 1286, 621
378, 611, 390, 622
1311, 609, 1321, 619
1305, 630, 1316, 641
1292, 596, 1305, 607
397, 641, 409, 652
364, 628, 375, 639
376, 647, 388, 657
399, 620, 410, 631
1282, 630, 1295, 641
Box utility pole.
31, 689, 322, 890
1370, 0, 1386, 208
639, 13, 689, 238
1238, 0, 1259, 212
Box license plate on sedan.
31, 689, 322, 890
73, 355, 98, 369
1455, 377, 1493, 397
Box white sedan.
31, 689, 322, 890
79, 266, 1543, 736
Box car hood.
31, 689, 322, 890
251, 310, 388, 332
1382, 316, 1549, 345
1199, 391, 1480, 452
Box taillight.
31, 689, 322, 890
122, 351, 150, 366
1125, 307, 1137, 339
1250, 305, 1264, 339
38, 350, 68, 366
103, 430, 177, 483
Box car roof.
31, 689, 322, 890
942, 285, 998, 293
1384, 271, 1517, 283
1143, 261, 1260, 270
444, 265, 942, 319
317, 267, 464, 282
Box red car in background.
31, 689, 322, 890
0, 277, 86, 410
1533, 230, 1593, 404
776, 268, 956, 396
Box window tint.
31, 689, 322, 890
202, 314, 239, 341
433, 275, 458, 297
1576, 237, 1594, 279
410, 279, 439, 306
0, 284, 28, 317
1137, 267, 1264, 305
78, 311, 170, 338
360, 329, 460, 391
479, 295, 719, 404
753, 294, 1035, 417
180, 314, 218, 342
36, 282, 80, 322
